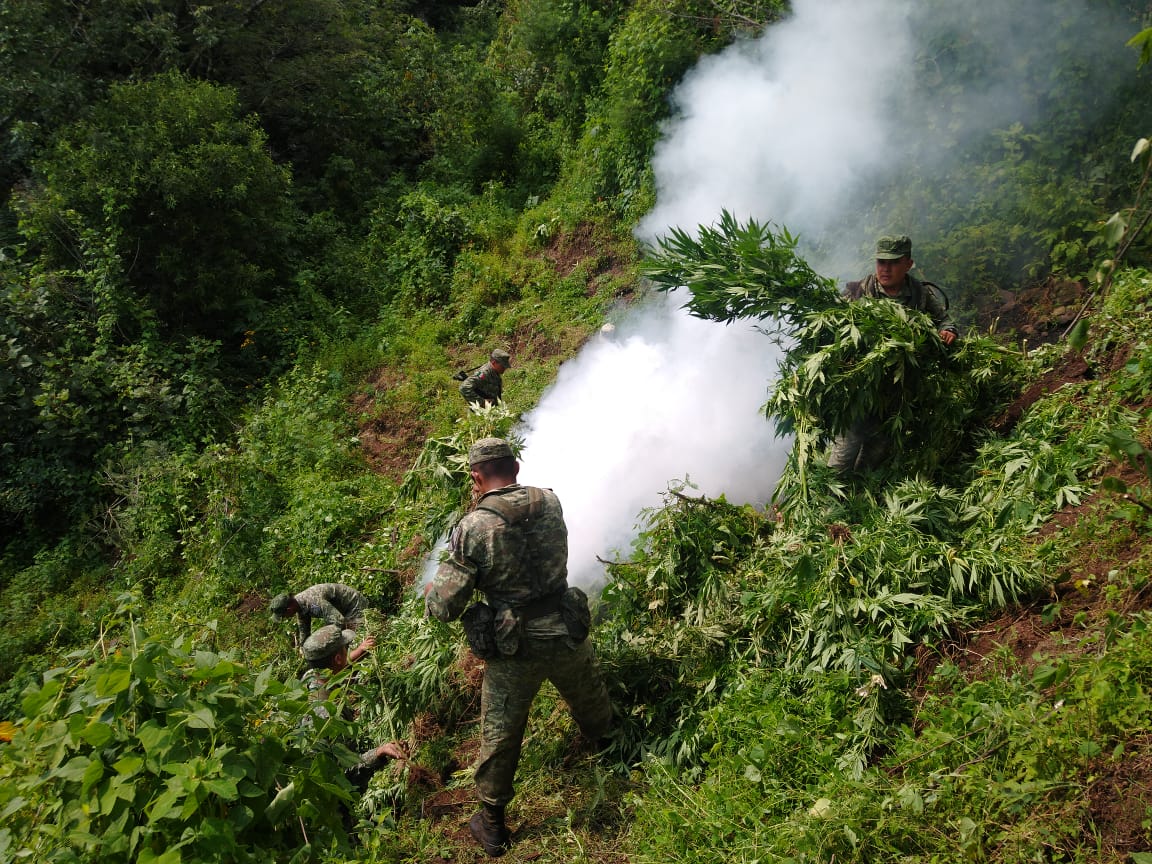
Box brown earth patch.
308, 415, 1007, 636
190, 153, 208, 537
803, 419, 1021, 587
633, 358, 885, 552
540, 222, 634, 289
1087, 733, 1152, 857
351, 366, 430, 481
978, 275, 1089, 345
235, 591, 265, 616
989, 352, 1093, 435
423, 785, 475, 819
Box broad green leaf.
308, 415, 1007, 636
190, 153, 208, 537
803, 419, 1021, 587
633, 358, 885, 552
22, 679, 63, 718
254, 664, 274, 697
53, 756, 91, 782
1066, 318, 1089, 352
80, 757, 106, 797
81, 719, 115, 747
138, 847, 184, 864
1102, 211, 1127, 247
92, 664, 133, 697
113, 754, 145, 776
183, 707, 216, 730
263, 781, 296, 824
137, 722, 172, 755
148, 785, 185, 823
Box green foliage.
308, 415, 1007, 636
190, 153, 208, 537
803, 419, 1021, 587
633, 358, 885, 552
568, 0, 785, 217
642, 212, 841, 326
16, 71, 296, 341
0, 228, 234, 534
0, 597, 361, 862
629, 580, 1152, 863
1099, 422, 1152, 526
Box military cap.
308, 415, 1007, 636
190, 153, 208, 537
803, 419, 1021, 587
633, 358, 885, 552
270, 593, 295, 620
302, 625, 356, 664
468, 437, 514, 466
490, 348, 512, 367
875, 235, 912, 260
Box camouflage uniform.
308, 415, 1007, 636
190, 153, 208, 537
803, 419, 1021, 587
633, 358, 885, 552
426, 483, 612, 808
847, 273, 957, 336
459, 363, 504, 408
290, 583, 367, 644
830, 271, 957, 474
301, 625, 389, 792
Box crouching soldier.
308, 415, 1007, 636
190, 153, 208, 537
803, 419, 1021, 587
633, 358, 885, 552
271, 582, 368, 646
301, 625, 405, 795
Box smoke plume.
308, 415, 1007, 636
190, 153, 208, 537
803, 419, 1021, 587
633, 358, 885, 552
437, 0, 1137, 590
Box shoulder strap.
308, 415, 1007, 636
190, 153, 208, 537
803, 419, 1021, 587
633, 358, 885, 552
475, 487, 544, 524
921, 280, 949, 310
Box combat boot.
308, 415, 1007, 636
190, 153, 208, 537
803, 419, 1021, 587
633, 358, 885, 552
469, 803, 510, 857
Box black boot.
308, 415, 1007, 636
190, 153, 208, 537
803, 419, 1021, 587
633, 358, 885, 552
469, 803, 510, 857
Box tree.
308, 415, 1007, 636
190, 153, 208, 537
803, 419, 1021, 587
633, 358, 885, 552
14, 71, 296, 341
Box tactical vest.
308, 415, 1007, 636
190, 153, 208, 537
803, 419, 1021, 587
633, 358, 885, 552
475, 488, 565, 617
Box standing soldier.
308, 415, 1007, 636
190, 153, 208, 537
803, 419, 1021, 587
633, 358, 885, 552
271, 582, 368, 646
830, 235, 959, 474
425, 438, 613, 857
459, 349, 512, 409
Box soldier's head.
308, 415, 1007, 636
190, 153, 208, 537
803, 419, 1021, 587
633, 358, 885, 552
302, 625, 356, 671
489, 349, 511, 373
468, 437, 519, 491
874, 235, 914, 291
270, 593, 299, 620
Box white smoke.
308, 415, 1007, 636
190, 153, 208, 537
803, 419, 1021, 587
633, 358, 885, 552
637, 0, 914, 255
516, 296, 786, 589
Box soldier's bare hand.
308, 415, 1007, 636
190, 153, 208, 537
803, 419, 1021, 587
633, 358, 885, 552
350, 634, 377, 661
939, 329, 957, 346
377, 741, 406, 761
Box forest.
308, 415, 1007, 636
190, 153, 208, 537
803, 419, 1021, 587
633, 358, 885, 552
2, 0, 1152, 861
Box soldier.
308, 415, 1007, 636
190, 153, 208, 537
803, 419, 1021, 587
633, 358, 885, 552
459, 349, 512, 409
301, 625, 405, 796
425, 437, 612, 857
830, 235, 959, 474
843, 235, 958, 344
271, 582, 367, 646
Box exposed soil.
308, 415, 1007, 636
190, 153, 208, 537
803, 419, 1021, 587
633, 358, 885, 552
540, 221, 635, 295
978, 275, 1089, 346
234, 591, 266, 616
351, 367, 431, 482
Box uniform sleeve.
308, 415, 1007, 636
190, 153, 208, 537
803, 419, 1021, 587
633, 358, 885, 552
313, 597, 348, 629
425, 523, 481, 622
924, 285, 957, 335
460, 373, 481, 403
296, 612, 312, 644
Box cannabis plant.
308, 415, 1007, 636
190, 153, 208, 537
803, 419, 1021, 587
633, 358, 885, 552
643, 212, 1026, 504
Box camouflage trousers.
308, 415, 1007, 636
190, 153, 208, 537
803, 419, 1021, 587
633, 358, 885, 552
475, 635, 613, 807
828, 416, 890, 475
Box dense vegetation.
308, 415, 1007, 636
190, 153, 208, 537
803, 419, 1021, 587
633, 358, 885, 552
2, 0, 1152, 861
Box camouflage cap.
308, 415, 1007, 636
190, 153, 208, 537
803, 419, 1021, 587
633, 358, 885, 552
302, 625, 356, 664
490, 348, 512, 368
468, 437, 514, 466
875, 235, 912, 260
270, 593, 295, 620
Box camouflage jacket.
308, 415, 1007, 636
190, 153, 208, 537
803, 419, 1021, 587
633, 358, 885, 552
426, 484, 568, 638
850, 274, 957, 335
459, 363, 503, 406
292, 583, 366, 644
